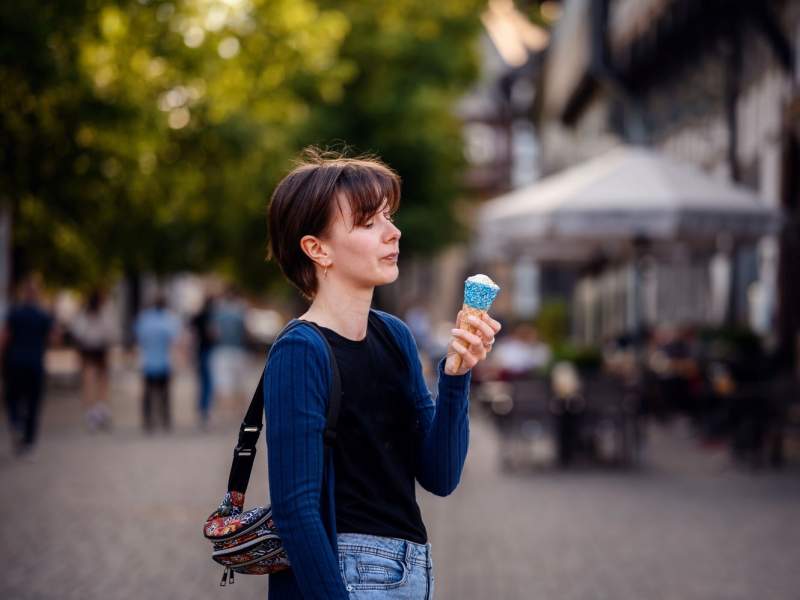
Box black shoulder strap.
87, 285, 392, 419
226, 319, 341, 494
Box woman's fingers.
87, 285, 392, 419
465, 314, 493, 339
448, 311, 501, 374
451, 331, 487, 363
451, 339, 480, 368
450, 327, 483, 349
476, 313, 501, 337
483, 313, 502, 334
463, 314, 500, 349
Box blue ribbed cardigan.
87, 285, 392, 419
263, 309, 471, 599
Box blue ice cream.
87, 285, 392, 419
463, 274, 500, 310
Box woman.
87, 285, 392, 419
264, 150, 500, 599
72, 290, 114, 430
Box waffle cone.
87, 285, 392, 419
452, 304, 486, 372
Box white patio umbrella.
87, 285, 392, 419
477, 146, 780, 261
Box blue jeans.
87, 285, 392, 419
337, 533, 434, 600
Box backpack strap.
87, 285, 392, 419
226, 319, 341, 495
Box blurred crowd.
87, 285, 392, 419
0, 274, 275, 457
3, 275, 799, 471
463, 313, 800, 471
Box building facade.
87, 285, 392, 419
535, 0, 799, 363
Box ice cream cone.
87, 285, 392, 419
452, 274, 500, 372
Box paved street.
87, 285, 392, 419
2, 356, 800, 600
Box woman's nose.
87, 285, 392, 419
386, 220, 401, 241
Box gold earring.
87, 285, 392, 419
324, 264, 329, 278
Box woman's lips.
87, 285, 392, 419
381, 253, 399, 262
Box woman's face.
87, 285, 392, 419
323, 195, 401, 290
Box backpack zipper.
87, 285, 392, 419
212, 532, 281, 557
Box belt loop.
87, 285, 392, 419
404, 539, 414, 566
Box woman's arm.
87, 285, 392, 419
263, 330, 349, 599
413, 353, 472, 497
382, 310, 498, 497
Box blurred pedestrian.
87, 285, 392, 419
71, 290, 114, 431
134, 294, 181, 432
648, 324, 699, 417
191, 295, 217, 429
0, 276, 56, 456
491, 323, 551, 379
211, 288, 247, 409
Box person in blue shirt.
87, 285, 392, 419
263, 149, 501, 599
134, 295, 181, 432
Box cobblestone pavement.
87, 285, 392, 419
2, 356, 800, 600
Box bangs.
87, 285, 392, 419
332, 160, 401, 229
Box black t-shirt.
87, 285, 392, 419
191, 309, 214, 355
3, 304, 53, 372
318, 319, 427, 544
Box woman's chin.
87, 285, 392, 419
379, 264, 400, 284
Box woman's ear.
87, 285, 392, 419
299, 235, 331, 268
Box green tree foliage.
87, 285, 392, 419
299, 0, 483, 255
1, 0, 483, 292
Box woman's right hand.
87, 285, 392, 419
444, 310, 501, 376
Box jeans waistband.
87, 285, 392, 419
337, 533, 432, 569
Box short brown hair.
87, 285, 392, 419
267, 148, 401, 300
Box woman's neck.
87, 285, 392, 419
299, 281, 374, 341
